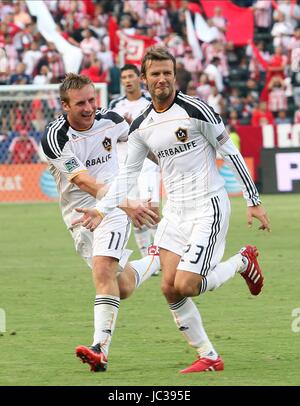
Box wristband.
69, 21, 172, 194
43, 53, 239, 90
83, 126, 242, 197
95, 209, 105, 220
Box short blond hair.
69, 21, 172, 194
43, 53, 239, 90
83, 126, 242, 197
60, 73, 94, 103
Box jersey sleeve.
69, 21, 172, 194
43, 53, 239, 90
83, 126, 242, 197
197, 119, 261, 207
41, 127, 87, 181
96, 128, 149, 214
97, 108, 129, 142
216, 134, 261, 206
117, 118, 129, 142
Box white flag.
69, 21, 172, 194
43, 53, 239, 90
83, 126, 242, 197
194, 12, 219, 43
26, 0, 83, 73
185, 11, 203, 61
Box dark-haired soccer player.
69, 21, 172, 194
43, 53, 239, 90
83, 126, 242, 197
74, 47, 270, 374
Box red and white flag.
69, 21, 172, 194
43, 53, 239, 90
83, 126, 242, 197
200, 0, 254, 46
118, 32, 157, 66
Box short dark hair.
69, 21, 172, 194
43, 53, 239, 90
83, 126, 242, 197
211, 56, 221, 65
141, 46, 176, 77
60, 73, 94, 103
120, 64, 140, 76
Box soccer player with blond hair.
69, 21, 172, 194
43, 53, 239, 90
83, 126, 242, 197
41, 73, 160, 372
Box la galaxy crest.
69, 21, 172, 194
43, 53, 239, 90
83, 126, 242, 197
102, 137, 112, 151
175, 127, 188, 143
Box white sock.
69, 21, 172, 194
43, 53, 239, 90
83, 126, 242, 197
134, 226, 152, 257
239, 251, 249, 273
169, 297, 218, 360
130, 255, 160, 288
200, 253, 246, 294
92, 294, 120, 357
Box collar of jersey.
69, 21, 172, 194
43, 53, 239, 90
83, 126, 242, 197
65, 114, 94, 132
152, 91, 179, 114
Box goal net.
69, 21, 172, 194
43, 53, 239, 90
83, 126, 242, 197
0, 83, 107, 202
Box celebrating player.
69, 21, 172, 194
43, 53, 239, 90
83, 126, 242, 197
73, 47, 271, 374
110, 64, 160, 261
41, 73, 160, 372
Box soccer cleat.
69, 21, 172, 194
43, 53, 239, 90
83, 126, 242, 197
75, 344, 108, 372
180, 356, 224, 374
239, 245, 264, 296
148, 245, 159, 256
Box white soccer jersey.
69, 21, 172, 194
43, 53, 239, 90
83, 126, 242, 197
41, 108, 129, 228
97, 91, 260, 215
109, 93, 150, 167
109, 92, 160, 200
109, 92, 151, 120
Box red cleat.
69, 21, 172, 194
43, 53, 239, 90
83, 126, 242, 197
147, 245, 160, 275
148, 245, 160, 256
180, 356, 224, 374
240, 245, 264, 296
76, 344, 108, 372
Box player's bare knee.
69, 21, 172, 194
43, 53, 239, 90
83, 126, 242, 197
92, 256, 118, 283
174, 274, 203, 297
174, 282, 196, 297
119, 282, 133, 299
93, 255, 117, 269
118, 264, 136, 299
161, 279, 177, 300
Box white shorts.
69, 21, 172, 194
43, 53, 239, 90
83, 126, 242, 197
154, 191, 231, 275
71, 208, 132, 269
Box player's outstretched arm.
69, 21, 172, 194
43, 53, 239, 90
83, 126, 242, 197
71, 172, 108, 199
247, 205, 271, 232
72, 202, 160, 231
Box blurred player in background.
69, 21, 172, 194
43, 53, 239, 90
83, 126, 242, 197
6, 128, 39, 164
41, 73, 160, 372
110, 64, 160, 262
73, 47, 271, 374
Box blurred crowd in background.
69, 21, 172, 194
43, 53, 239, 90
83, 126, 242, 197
1, 0, 300, 164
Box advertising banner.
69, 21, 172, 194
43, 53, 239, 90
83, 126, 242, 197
261, 148, 300, 193
0, 163, 58, 202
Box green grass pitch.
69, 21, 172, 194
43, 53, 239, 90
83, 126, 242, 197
0, 195, 299, 386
